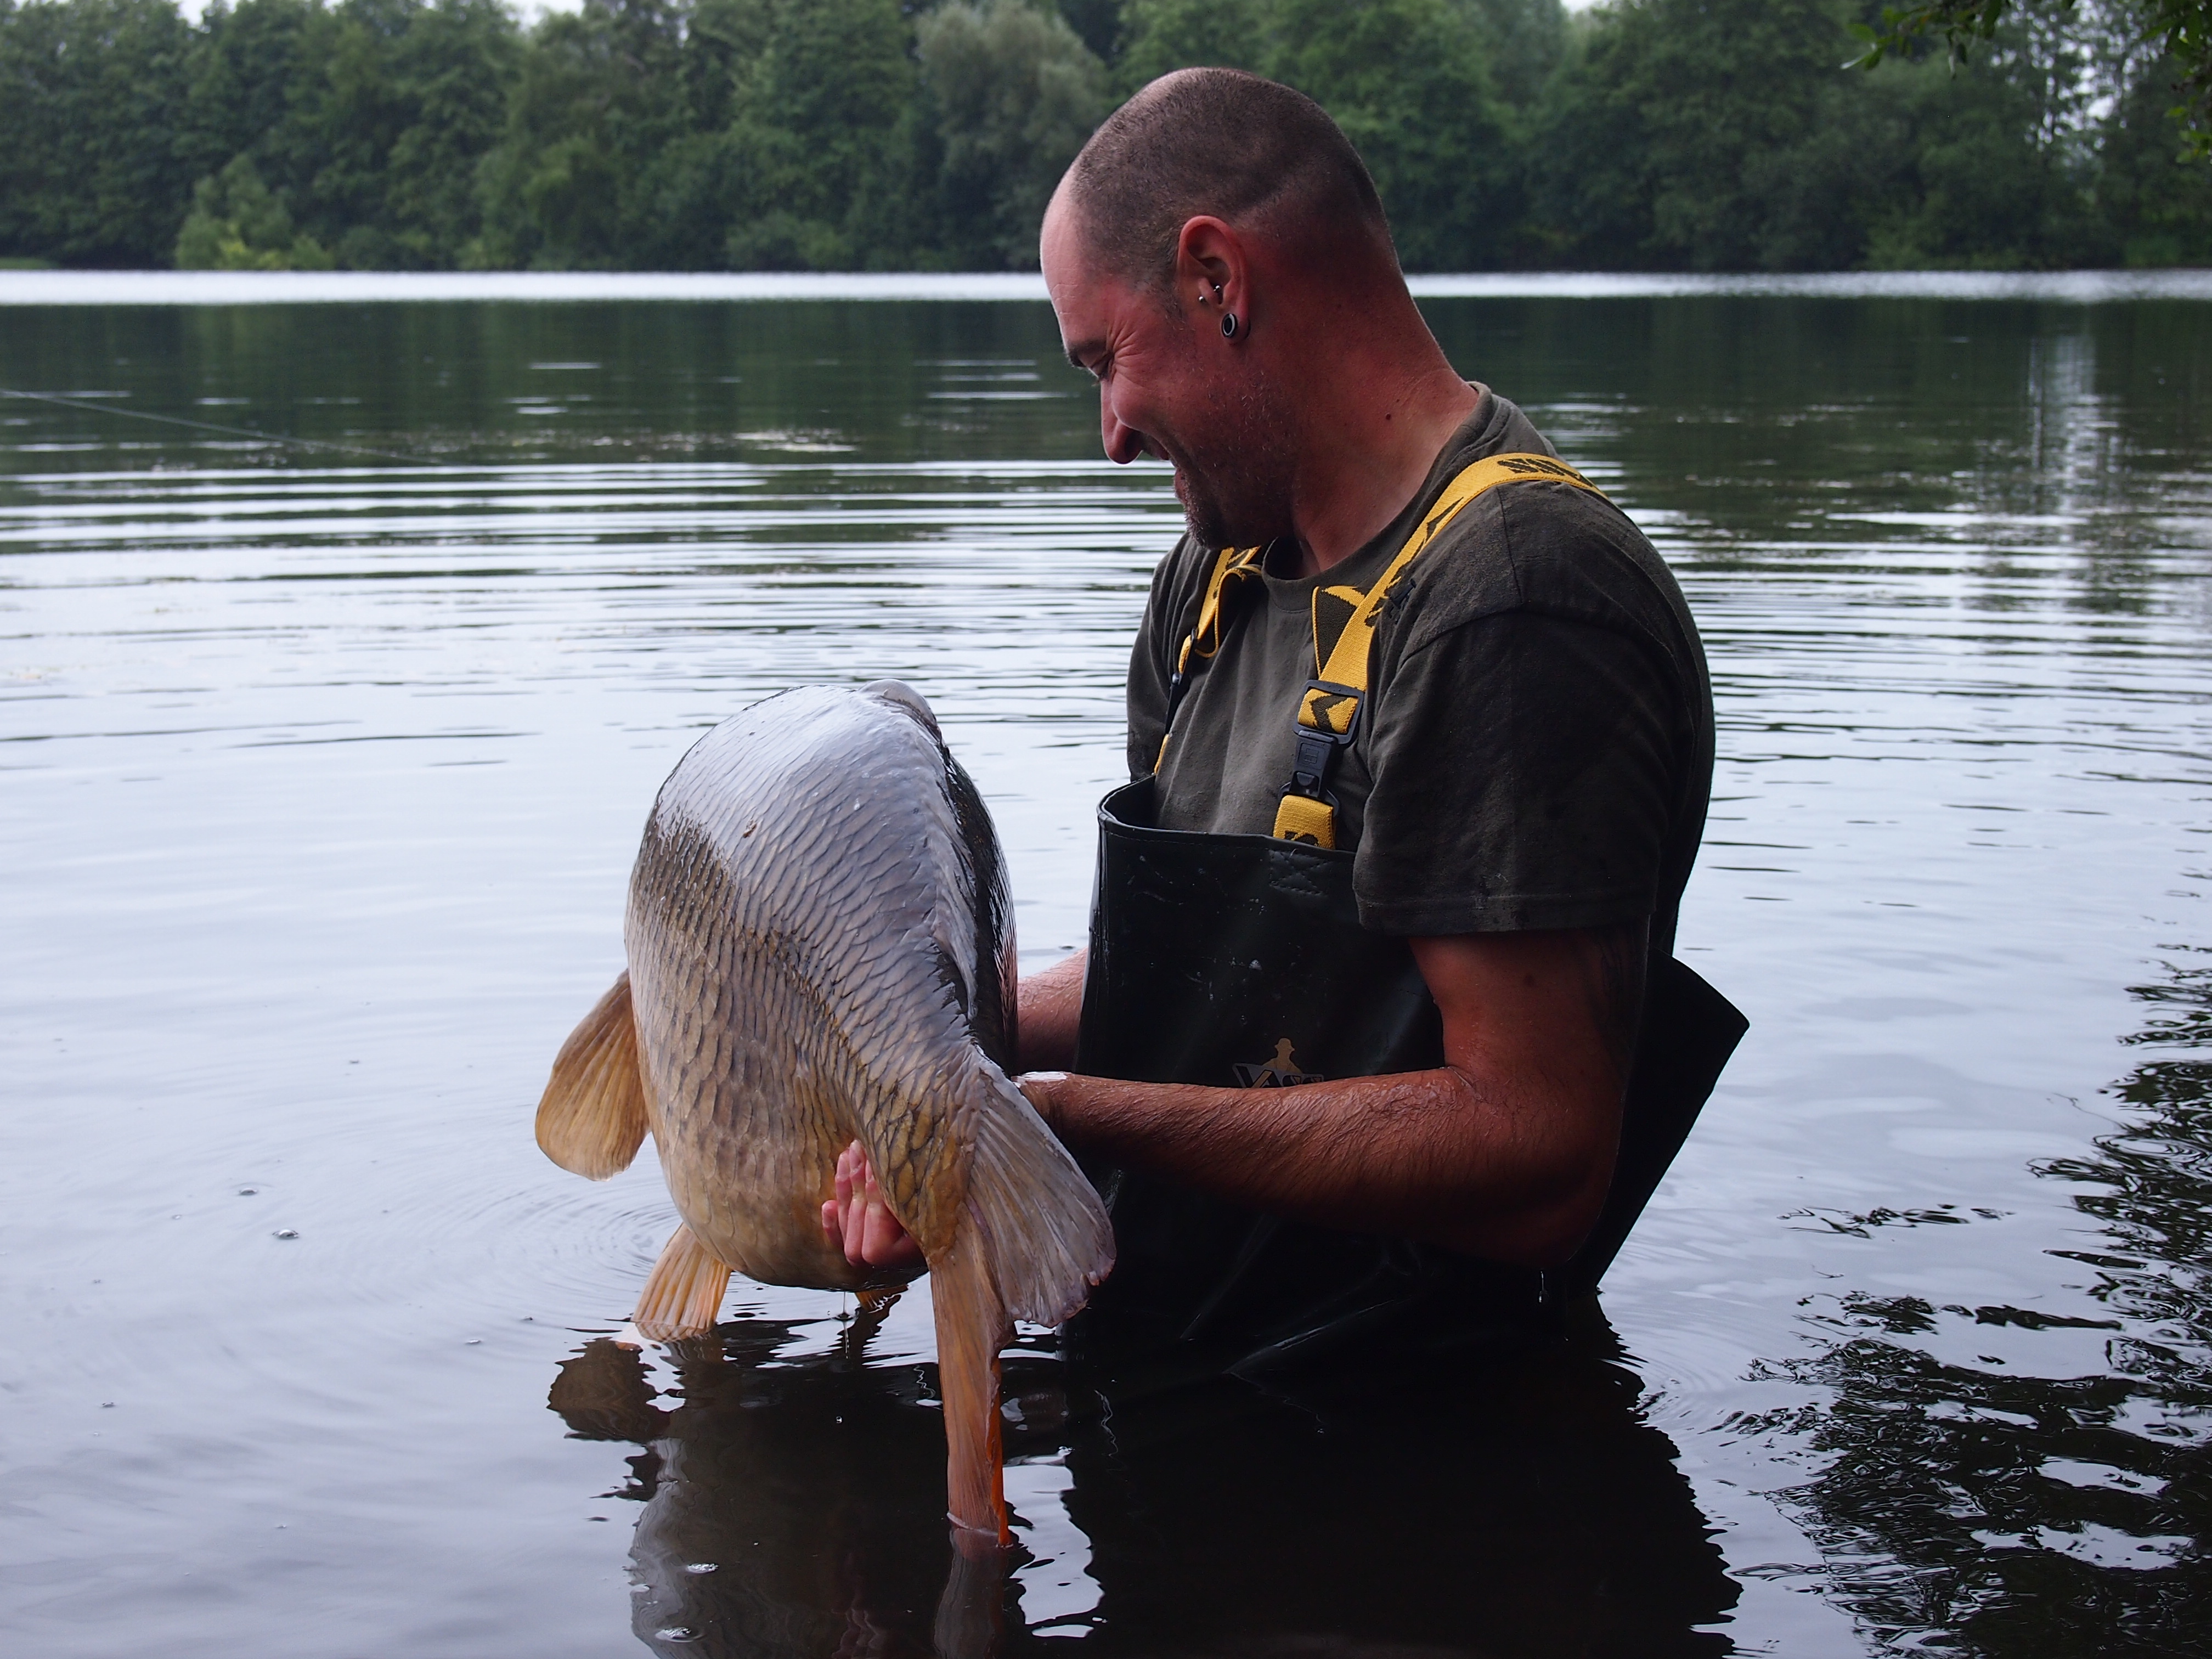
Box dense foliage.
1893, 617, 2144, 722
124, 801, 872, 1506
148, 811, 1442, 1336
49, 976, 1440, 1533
0, 0, 2207, 272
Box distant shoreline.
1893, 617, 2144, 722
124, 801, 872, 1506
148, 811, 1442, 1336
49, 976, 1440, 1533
2, 270, 2210, 306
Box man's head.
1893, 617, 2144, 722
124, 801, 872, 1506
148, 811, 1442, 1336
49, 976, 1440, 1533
1041, 69, 1410, 551
1060, 67, 1395, 296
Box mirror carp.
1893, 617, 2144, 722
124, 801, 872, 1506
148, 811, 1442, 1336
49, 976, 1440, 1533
534, 682, 1114, 1550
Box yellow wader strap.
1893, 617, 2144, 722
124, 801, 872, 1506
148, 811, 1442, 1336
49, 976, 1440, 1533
1154, 542, 1265, 770
1272, 453, 1609, 848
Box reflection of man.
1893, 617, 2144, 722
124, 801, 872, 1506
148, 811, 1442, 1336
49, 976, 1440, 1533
827, 68, 1739, 1363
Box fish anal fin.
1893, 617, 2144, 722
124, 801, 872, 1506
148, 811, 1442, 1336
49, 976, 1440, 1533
634, 1224, 732, 1342
536, 973, 650, 1180
929, 1232, 1012, 1550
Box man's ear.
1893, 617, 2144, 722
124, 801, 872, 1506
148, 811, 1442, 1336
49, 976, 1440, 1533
1174, 215, 1251, 333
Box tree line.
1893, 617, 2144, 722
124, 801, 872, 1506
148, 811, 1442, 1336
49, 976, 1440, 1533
2, 0, 2208, 274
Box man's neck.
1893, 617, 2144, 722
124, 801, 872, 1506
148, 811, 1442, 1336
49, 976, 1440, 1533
1279, 360, 1482, 579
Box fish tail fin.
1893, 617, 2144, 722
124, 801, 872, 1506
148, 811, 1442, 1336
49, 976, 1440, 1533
536, 972, 650, 1180
634, 1224, 731, 1341
929, 1229, 1011, 1550
957, 1062, 1116, 1329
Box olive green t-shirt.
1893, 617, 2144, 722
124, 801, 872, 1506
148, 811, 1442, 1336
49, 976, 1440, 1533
1126, 390, 1715, 955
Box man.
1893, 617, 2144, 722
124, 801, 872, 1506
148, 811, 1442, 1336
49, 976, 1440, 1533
827, 68, 1740, 1368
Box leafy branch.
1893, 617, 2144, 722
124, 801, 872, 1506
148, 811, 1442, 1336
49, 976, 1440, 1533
1853, 0, 2212, 155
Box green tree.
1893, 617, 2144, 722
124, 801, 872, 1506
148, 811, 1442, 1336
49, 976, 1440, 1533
1116, 0, 1519, 268
1859, 0, 2212, 155
1856, 2, 2112, 268
174, 152, 333, 266
720, 0, 923, 269
918, 0, 1109, 268
314, 0, 518, 266
1528, 0, 1913, 270
1057, 0, 1122, 59
1267, 0, 1516, 268
180, 0, 517, 270
1454, 0, 1565, 111
472, 0, 693, 268
1116, 0, 1267, 85
0, 0, 196, 266
178, 0, 325, 190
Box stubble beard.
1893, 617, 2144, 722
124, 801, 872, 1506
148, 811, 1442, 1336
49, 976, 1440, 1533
1171, 370, 1296, 553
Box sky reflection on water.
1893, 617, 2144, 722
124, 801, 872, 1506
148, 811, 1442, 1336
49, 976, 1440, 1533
1, 291, 2208, 1657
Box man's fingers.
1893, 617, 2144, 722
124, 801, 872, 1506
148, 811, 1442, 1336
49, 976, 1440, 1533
825, 1142, 920, 1269
833, 1141, 858, 1207
841, 1155, 869, 1262
860, 1161, 894, 1266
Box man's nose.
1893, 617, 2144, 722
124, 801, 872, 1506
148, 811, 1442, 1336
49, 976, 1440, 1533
1100, 392, 1148, 466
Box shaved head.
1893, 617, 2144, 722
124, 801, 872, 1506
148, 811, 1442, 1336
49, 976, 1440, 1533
1060, 67, 1395, 291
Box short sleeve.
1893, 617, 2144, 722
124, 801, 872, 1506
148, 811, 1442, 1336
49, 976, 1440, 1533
1125, 535, 1205, 782
1352, 610, 1685, 936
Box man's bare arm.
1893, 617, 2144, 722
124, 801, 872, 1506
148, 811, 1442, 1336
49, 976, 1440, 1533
1018, 923, 1644, 1265
1015, 950, 1086, 1073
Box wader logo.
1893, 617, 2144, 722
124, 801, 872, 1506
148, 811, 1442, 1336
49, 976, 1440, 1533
1234, 1038, 1323, 1088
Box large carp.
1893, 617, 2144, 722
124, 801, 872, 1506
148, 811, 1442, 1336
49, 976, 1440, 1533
534, 682, 1114, 1548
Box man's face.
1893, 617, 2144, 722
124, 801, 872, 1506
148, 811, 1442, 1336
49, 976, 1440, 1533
1041, 199, 1293, 551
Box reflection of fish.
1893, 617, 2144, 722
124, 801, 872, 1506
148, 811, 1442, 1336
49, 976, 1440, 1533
550, 1329, 1023, 1659
557, 1336, 1030, 1659
535, 682, 1113, 1548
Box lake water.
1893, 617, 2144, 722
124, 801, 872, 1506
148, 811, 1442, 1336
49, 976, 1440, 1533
2, 279, 2209, 1658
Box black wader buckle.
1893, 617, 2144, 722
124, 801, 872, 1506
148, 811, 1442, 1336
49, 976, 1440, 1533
1287, 678, 1362, 798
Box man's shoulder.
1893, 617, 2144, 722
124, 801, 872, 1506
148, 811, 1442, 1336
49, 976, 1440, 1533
1395, 432, 1691, 663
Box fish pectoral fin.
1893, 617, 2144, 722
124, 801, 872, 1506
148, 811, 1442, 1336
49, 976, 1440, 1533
535, 972, 650, 1180
634, 1224, 732, 1342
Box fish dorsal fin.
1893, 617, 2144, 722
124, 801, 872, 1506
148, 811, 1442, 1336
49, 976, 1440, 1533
535, 973, 651, 1180
633, 1224, 732, 1342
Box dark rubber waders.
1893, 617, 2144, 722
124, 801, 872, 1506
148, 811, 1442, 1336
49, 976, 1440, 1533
1069, 455, 1748, 1378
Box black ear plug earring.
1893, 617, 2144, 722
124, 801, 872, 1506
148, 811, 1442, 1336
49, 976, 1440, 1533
1221, 312, 1239, 338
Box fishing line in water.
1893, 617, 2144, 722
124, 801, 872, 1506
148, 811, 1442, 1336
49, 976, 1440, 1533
0, 385, 422, 465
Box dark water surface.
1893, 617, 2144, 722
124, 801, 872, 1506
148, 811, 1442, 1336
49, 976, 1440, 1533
3, 289, 2209, 1657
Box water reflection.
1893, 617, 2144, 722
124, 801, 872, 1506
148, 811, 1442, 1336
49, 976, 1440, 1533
552, 1311, 997, 1658
552, 1307, 1736, 1658
1758, 953, 2212, 1654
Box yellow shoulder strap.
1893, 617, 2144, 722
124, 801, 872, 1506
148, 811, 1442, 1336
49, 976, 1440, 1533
1154, 542, 1264, 771
1272, 453, 1607, 848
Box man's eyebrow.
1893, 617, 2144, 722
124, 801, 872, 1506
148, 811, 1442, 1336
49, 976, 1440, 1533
1063, 338, 1103, 372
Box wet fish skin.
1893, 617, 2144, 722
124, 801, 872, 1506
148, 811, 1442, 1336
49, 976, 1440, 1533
537, 681, 1113, 1548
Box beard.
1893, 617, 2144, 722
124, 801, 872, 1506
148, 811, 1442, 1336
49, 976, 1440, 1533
1166, 369, 1297, 552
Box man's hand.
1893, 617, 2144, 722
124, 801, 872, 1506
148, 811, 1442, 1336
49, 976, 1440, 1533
819, 1139, 924, 1272
819, 1073, 1071, 1271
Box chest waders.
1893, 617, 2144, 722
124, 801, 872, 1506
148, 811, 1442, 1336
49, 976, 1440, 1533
1071, 454, 1748, 1378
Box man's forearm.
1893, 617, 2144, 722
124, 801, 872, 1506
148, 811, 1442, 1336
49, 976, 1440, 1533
1018, 926, 1644, 1267
1015, 950, 1086, 1073
1020, 1064, 1617, 1267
